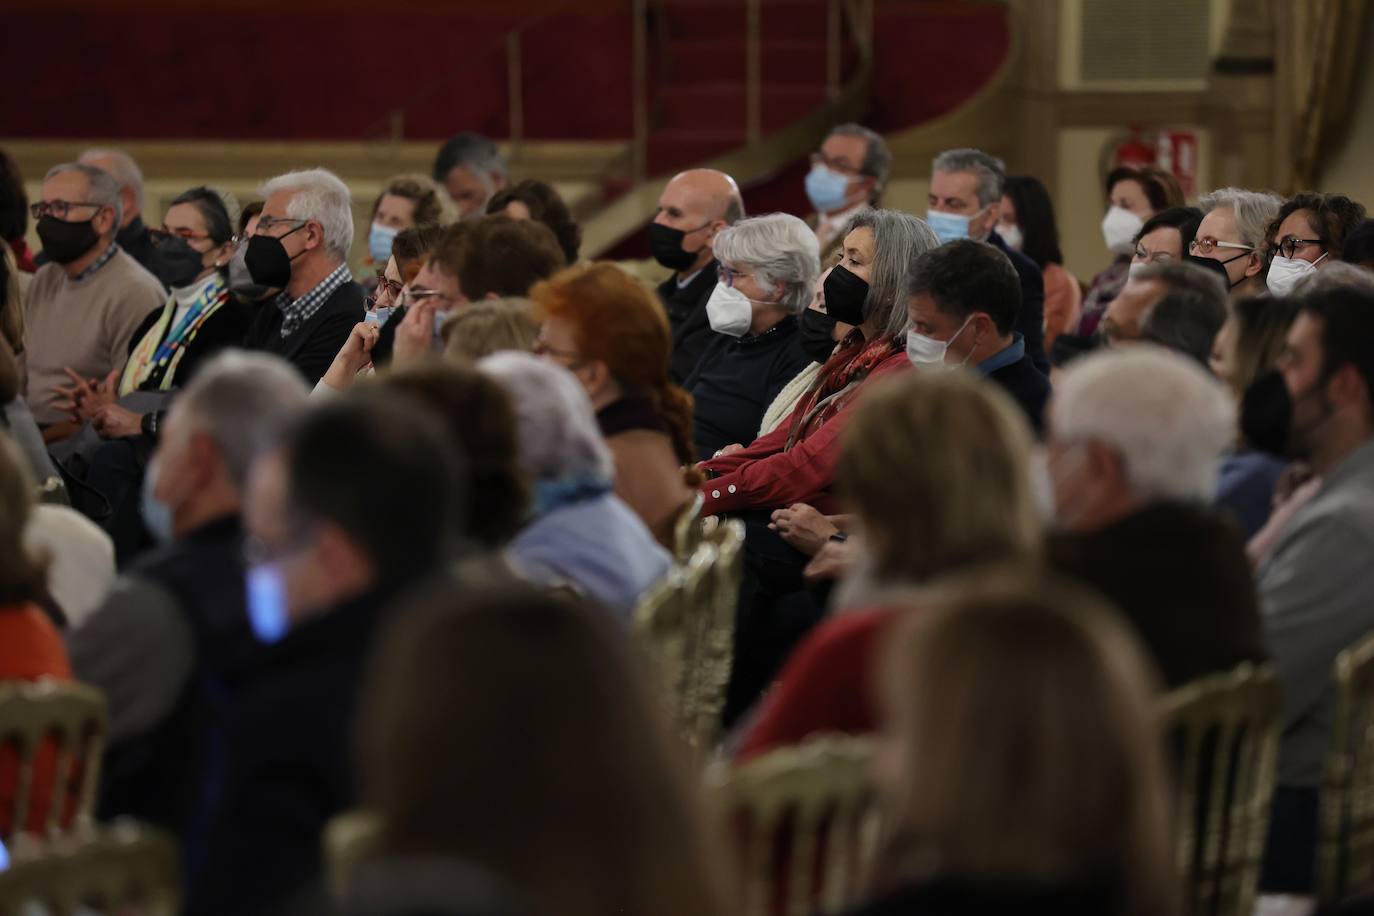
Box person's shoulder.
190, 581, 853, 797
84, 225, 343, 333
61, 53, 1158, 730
109, 248, 168, 293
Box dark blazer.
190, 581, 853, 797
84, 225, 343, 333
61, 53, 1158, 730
657, 260, 719, 384
1047, 500, 1267, 689
987, 352, 1050, 435
987, 231, 1049, 374
243, 280, 365, 385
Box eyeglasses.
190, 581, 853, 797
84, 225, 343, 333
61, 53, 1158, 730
718, 264, 753, 286
374, 271, 404, 301
254, 215, 308, 235
30, 200, 105, 220
1277, 236, 1325, 260
151, 227, 215, 244
401, 287, 457, 309
1189, 237, 1255, 256
1133, 248, 1176, 264
810, 152, 862, 177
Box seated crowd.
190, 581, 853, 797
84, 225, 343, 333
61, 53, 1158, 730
2, 123, 1374, 916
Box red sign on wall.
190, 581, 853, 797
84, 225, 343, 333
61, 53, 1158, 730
1107, 129, 1200, 198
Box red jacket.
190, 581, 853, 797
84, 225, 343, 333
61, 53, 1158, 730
699, 340, 910, 516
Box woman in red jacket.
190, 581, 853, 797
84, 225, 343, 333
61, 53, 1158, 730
699, 209, 940, 723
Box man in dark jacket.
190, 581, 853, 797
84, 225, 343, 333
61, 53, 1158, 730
69, 351, 309, 845
241, 169, 365, 385
904, 240, 1051, 433
650, 169, 744, 383
184, 394, 466, 916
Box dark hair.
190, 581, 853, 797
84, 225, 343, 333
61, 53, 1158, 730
1301, 284, 1374, 404
486, 180, 582, 264
457, 216, 566, 301
1002, 176, 1064, 269
1342, 219, 1374, 269
906, 239, 1022, 336
237, 200, 264, 236
432, 132, 505, 184
391, 224, 445, 284
169, 186, 234, 246
1105, 164, 1185, 214
1134, 262, 1229, 367
0, 432, 49, 606
1133, 206, 1203, 255
373, 174, 450, 228
1266, 192, 1368, 260
372, 364, 529, 549
0, 150, 26, 243
280, 398, 465, 583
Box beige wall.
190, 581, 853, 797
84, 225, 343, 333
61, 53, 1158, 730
1316, 10, 1374, 202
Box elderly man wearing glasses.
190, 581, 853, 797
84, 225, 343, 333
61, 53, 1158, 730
240, 169, 367, 386
1190, 187, 1284, 299
803, 123, 890, 264
24, 162, 165, 434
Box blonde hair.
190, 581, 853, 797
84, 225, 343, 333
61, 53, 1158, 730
838, 371, 1039, 585
875, 567, 1177, 916
442, 298, 540, 363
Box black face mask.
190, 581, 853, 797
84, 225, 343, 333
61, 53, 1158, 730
245, 223, 307, 289
1186, 252, 1246, 290
799, 308, 840, 363
649, 221, 706, 273
36, 215, 101, 265
1240, 370, 1293, 457
822, 264, 870, 326
228, 240, 277, 301
151, 233, 210, 289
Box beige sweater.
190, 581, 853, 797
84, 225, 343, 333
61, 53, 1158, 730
24, 249, 165, 423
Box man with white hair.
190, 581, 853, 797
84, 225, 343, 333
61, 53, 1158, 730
1192, 187, 1283, 299
24, 162, 165, 429
928, 147, 1048, 372
431, 132, 508, 218
70, 351, 309, 837
77, 147, 180, 288
1043, 346, 1265, 688
241, 168, 365, 384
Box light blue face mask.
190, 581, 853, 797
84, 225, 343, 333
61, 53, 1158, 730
365, 307, 392, 328
433, 309, 448, 345
805, 164, 851, 213
246, 563, 291, 645
368, 222, 400, 264
926, 209, 978, 245
140, 459, 174, 545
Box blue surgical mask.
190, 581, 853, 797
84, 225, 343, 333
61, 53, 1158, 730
140, 459, 174, 544
805, 164, 850, 213
368, 222, 400, 264
433, 309, 448, 344
365, 307, 392, 328
246, 563, 291, 645
927, 209, 977, 244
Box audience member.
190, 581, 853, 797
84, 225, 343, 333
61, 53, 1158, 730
651, 169, 745, 383
530, 264, 697, 549
366, 174, 452, 267
432, 133, 508, 218
998, 175, 1081, 353
69, 352, 308, 842
1130, 206, 1202, 269
225, 201, 273, 304
0, 150, 34, 272
1264, 192, 1367, 297
240, 169, 365, 385
25, 163, 165, 429
1192, 187, 1283, 299
848, 570, 1177, 916
905, 239, 1051, 432
700, 209, 938, 722
359, 584, 734, 916
23, 496, 115, 628
442, 299, 539, 363
928, 148, 1048, 371
758, 265, 845, 436
1211, 295, 1298, 536
1342, 218, 1374, 271
804, 124, 889, 262
1076, 164, 1185, 337
1044, 347, 1265, 688
187, 394, 464, 916
480, 352, 672, 614
77, 148, 185, 289
1255, 283, 1374, 895
685, 213, 817, 458
739, 370, 1038, 758
1102, 261, 1228, 367
487, 179, 582, 264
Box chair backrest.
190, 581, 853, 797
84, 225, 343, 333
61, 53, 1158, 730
1318, 629, 1374, 904
709, 735, 879, 916
0, 821, 179, 916
682, 519, 745, 751
632, 563, 691, 723
324, 810, 384, 899
673, 491, 706, 563
1160, 663, 1282, 916
0, 680, 106, 851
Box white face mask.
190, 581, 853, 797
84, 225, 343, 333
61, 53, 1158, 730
1266, 252, 1327, 297
998, 223, 1023, 252
706, 281, 756, 337
1101, 206, 1145, 256
906, 316, 973, 370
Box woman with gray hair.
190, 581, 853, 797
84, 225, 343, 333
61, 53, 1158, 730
478, 352, 672, 619
684, 212, 819, 459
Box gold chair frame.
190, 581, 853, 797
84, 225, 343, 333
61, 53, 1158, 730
0, 820, 178, 916
1317, 629, 1374, 904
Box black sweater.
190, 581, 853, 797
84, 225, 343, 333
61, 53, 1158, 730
658, 260, 719, 384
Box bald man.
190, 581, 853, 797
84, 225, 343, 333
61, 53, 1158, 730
649, 169, 744, 383
78, 148, 177, 289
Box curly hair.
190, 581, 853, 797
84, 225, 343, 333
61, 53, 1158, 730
530, 263, 696, 467
1104, 164, 1185, 213
487, 179, 583, 264
373, 173, 455, 228
1265, 192, 1368, 261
